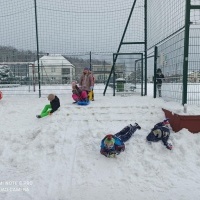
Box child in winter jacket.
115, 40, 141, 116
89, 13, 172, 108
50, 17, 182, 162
146, 119, 173, 150
36, 94, 60, 118
79, 67, 94, 93
156, 68, 165, 97
72, 81, 88, 103
100, 123, 141, 158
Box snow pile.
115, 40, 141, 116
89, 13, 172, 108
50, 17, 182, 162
0, 89, 200, 200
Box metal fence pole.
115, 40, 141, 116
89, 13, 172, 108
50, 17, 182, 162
182, 0, 191, 105
34, 0, 41, 97
90, 51, 92, 71
113, 54, 115, 96
144, 0, 147, 95
153, 46, 158, 98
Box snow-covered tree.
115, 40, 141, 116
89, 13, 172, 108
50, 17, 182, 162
0, 65, 14, 81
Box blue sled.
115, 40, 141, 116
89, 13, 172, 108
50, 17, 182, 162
77, 100, 90, 106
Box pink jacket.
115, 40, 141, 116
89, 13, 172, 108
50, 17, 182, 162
79, 73, 94, 91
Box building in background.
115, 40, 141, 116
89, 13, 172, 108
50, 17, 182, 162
30, 54, 75, 84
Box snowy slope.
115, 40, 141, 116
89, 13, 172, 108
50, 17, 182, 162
0, 86, 200, 200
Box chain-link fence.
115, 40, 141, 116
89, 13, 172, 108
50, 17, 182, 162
3, 0, 200, 104
156, 30, 184, 103
148, 0, 200, 105
0, 52, 142, 96
0, 0, 145, 97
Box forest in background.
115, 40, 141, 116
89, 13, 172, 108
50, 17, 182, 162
0, 46, 111, 84
0, 46, 110, 66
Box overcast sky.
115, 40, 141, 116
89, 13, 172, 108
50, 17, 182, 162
0, 0, 144, 55
1, 0, 198, 56
1, 0, 200, 77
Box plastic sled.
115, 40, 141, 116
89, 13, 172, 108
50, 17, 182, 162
77, 100, 90, 106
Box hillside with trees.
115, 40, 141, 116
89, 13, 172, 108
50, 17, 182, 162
0, 46, 110, 84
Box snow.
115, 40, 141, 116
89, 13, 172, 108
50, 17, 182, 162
0, 84, 200, 200
34, 55, 73, 67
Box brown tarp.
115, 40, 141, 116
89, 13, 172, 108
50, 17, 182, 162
162, 108, 200, 133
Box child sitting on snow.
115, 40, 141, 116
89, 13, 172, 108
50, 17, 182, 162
36, 94, 60, 118
72, 81, 88, 103
146, 118, 173, 150
100, 123, 141, 158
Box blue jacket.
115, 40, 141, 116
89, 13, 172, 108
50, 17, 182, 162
100, 135, 125, 157
146, 124, 170, 146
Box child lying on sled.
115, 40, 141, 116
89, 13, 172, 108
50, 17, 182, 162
100, 123, 141, 158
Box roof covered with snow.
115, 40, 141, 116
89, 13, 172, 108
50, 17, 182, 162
34, 54, 74, 67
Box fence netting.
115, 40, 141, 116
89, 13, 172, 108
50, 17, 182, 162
148, 0, 200, 105
0, 0, 145, 97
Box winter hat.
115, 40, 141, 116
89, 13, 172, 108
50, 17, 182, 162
84, 67, 89, 71
163, 118, 170, 127
71, 81, 77, 87
48, 94, 55, 101
104, 135, 115, 149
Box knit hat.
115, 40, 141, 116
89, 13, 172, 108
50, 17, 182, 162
163, 118, 170, 127
48, 94, 55, 101
104, 135, 115, 149
71, 81, 77, 87
84, 67, 89, 71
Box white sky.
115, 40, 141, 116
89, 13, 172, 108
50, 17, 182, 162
0, 84, 200, 200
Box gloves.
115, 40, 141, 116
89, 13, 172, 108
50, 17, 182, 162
108, 154, 116, 158
48, 112, 52, 116
107, 151, 116, 158
166, 143, 173, 150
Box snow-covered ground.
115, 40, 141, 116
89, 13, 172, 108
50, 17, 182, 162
0, 84, 200, 200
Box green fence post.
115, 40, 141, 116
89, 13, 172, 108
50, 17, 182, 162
144, 0, 147, 96
153, 46, 158, 98
34, 0, 41, 98
182, 0, 191, 105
